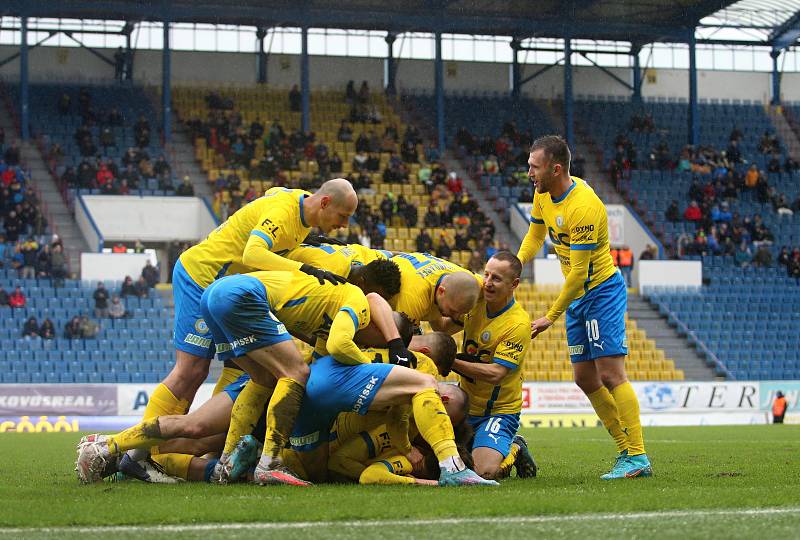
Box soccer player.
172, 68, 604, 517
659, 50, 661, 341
451, 252, 537, 480
283, 242, 393, 280
389, 252, 482, 332
517, 135, 651, 479
144, 180, 358, 439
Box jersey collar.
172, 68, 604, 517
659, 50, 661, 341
551, 179, 576, 204
299, 194, 309, 228
487, 297, 515, 319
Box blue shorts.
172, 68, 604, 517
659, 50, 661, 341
566, 271, 628, 363
468, 413, 520, 457
172, 260, 215, 359
290, 355, 394, 452
200, 274, 293, 362
223, 373, 251, 402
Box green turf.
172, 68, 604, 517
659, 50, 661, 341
0, 425, 798, 539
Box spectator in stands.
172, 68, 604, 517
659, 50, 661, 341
134, 115, 151, 148
100, 125, 115, 150
134, 276, 149, 298
401, 198, 418, 227
111, 242, 127, 253
665, 200, 680, 222
639, 244, 657, 261
40, 318, 55, 340
778, 246, 791, 269
4, 210, 21, 243
9, 286, 25, 308
120, 275, 137, 298
142, 260, 159, 288
767, 153, 782, 173
446, 171, 463, 195
108, 295, 127, 320
379, 194, 395, 223
337, 121, 353, 143
424, 203, 441, 228
20, 239, 38, 279
289, 84, 301, 112
416, 230, 433, 253
684, 200, 702, 222
330, 151, 343, 173
790, 251, 800, 282
617, 245, 634, 286
734, 241, 752, 267
57, 93, 71, 115
176, 176, 195, 197
352, 150, 368, 173
468, 250, 484, 274
50, 244, 66, 286
0, 287, 7, 306
79, 315, 99, 339
153, 155, 171, 179
4, 141, 20, 167
63, 316, 81, 340
22, 316, 39, 338
757, 130, 779, 154
345, 80, 357, 104
725, 139, 741, 165
435, 234, 452, 259
358, 81, 370, 103
35, 244, 51, 278
753, 245, 773, 267
93, 282, 109, 318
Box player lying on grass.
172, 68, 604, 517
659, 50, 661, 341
77, 265, 413, 486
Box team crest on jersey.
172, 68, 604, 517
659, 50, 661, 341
556, 215, 564, 227
194, 319, 209, 334
480, 330, 491, 342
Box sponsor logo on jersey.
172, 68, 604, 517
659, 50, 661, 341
289, 431, 320, 447
352, 376, 380, 413
556, 215, 564, 227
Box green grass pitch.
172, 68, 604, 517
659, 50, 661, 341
0, 425, 798, 539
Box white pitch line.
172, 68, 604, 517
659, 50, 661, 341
0, 507, 798, 535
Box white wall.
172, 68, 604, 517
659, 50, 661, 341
76, 195, 103, 252
80, 253, 151, 283
80, 195, 217, 243
638, 260, 703, 293
4, 44, 797, 102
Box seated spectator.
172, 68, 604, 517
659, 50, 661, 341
289, 84, 301, 112
416, 230, 433, 253
39, 318, 55, 340
20, 239, 38, 279
79, 315, 100, 339
64, 316, 82, 339
468, 250, 484, 274
446, 172, 463, 195
665, 200, 680, 222
734, 241, 752, 267
112, 242, 127, 253
435, 234, 452, 259
22, 316, 39, 338
639, 244, 657, 261
108, 295, 127, 319
142, 260, 159, 288
767, 153, 782, 173
337, 121, 353, 143
683, 201, 702, 222
753, 245, 773, 267
134, 276, 149, 298
483, 155, 500, 174
120, 275, 137, 298
329, 152, 343, 173
93, 282, 109, 318
726, 139, 741, 164
176, 176, 195, 197
778, 246, 791, 268
8, 286, 25, 308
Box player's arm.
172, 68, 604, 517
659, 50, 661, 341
368, 293, 419, 367
326, 307, 372, 365
359, 457, 419, 485
545, 206, 598, 322
454, 322, 528, 384
452, 356, 510, 385
517, 197, 547, 264
428, 315, 464, 335
241, 207, 304, 272
385, 405, 413, 455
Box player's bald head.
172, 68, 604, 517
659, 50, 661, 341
317, 178, 358, 209
439, 272, 481, 315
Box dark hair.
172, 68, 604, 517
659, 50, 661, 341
530, 135, 571, 170
363, 259, 401, 297
426, 332, 457, 376
490, 250, 523, 280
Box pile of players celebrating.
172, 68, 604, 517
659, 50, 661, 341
76, 136, 652, 487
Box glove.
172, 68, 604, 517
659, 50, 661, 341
387, 338, 418, 369
455, 352, 482, 363
303, 233, 347, 247
299, 263, 347, 286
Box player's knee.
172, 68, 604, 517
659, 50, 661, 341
413, 373, 438, 394
600, 370, 626, 390
288, 361, 310, 384
473, 461, 500, 480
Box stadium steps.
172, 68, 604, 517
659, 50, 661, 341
628, 293, 717, 380
572, 126, 625, 205
168, 112, 213, 202
768, 105, 800, 161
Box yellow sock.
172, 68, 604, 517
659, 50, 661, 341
611, 381, 645, 455
412, 388, 457, 461
106, 417, 164, 454
262, 377, 305, 462
143, 384, 181, 420
498, 442, 520, 478
223, 380, 273, 455
587, 386, 628, 453
212, 366, 245, 396
150, 453, 193, 480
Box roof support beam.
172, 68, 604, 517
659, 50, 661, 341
769, 9, 800, 52
577, 51, 633, 91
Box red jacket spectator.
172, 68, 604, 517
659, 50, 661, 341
446, 172, 463, 195
8, 287, 25, 308
1, 168, 15, 187
96, 164, 114, 186
684, 202, 702, 222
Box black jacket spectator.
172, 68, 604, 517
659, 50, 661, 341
666, 200, 680, 222
64, 317, 82, 339
416, 231, 433, 253
22, 316, 39, 338
142, 261, 159, 288
40, 319, 55, 340
120, 276, 137, 297
93, 282, 109, 318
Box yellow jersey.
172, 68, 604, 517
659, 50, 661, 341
390, 252, 481, 326
362, 348, 440, 377
180, 187, 312, 287
283, 244, 393, 278
459, 296, 531, 416
246, 270, 371, 365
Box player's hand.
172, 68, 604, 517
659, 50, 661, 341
455, 352, 482, 363
299, 263, 347, 286
531, 316, 553, 339
406, 446, 425, 470
387, 338, 418, 369
303, 233, 347, 246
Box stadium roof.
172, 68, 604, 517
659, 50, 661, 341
4, 0, 741, 44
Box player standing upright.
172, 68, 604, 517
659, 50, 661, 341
516, 136, 651, 479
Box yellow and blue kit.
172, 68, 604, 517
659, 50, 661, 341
173, 187, 312, 358
329, 423, 417, 485
283, 243, 392, 278
200, 270, 371, 365
460, 296, 530, 457
390, 252, 481, 326
517, 177, 627, 363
